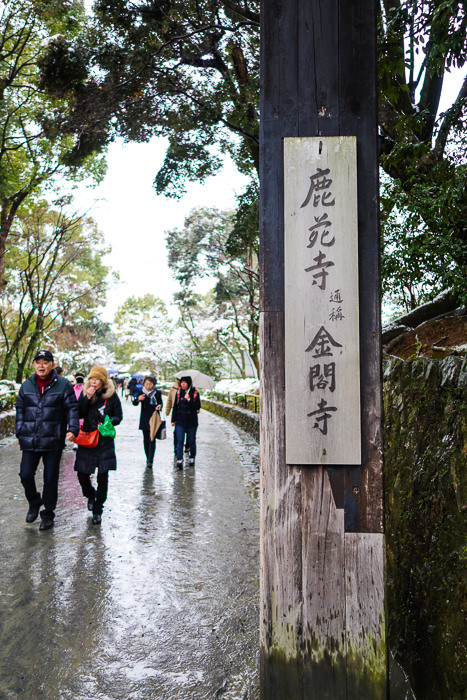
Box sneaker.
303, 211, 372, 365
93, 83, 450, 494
39, 517, 54, 531
189, 458, 195, 466
176, 460, 183, 469
26, 501, 41, 523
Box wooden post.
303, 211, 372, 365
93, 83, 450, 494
259, 1, 387, 698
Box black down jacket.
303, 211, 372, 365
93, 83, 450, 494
74, 379, 123, 475
171, 387, 201, 428
15, 371, 79, 452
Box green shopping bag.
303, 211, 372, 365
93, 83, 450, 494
98, 414, 116, 439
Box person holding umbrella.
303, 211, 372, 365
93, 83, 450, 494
171, 375, 201, 468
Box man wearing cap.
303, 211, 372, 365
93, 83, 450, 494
15, 350, 79, 530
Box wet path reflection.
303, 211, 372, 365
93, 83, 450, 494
0, 402, 260, 699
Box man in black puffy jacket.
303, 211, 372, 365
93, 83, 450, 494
15, 350, 79, 530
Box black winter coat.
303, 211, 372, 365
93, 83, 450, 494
171, 387, 201, 428
15, 371, 79, 452
132, 389, 163, 431
74, 381, 123, 474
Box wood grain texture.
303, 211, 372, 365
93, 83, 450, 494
284, 137, 361, 464
260, 0, 387, 693
260, 310, 303, 656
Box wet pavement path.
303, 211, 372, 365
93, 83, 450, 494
0, 400, 260, 700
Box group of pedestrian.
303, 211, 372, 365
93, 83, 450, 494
14, 350, 202, 530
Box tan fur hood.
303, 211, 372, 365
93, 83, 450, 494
83, 378, 116, 403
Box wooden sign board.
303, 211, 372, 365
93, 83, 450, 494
284, 136, 361, 465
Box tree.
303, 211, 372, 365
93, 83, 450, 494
113, 294, 182, 375
41, 0, 260, 199
380, 175, 456, 314
0, 199, 112, 381
0, 0, 107, 287
76, 1, 467, 318
176, 290, 251, 379
378, 1, 467, 305
166, 203, 259, 376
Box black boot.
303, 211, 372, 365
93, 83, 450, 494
26, 499, 42, 523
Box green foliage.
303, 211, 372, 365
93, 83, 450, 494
378, 0, 467, 301
112, 294, 181, 375
226, 178, 259, 257
0, 381, 17, 412
381, 175, 460, 313
85, 0, 467, 317
0, 0, 108, 288
0, 199, 112, 381
166, 204, 259, 376
58, 0, 260, 197
175, 291, 236, 380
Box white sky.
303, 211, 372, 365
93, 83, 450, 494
71, 137, 249, 321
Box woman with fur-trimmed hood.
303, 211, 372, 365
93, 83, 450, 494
74, 366, 123, 524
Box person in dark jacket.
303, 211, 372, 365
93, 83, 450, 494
132, 375, 163, 468
74, 365, 123, 524
15, 349, 79, 530
171, 376, 201, 468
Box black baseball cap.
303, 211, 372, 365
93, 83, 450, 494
33, 350, 54, 362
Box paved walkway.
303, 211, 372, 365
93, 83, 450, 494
0, 400, 260, 700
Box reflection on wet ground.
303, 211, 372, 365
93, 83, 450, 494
0, 402, 260, 700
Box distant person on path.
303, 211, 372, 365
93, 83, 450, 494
127, 376, 140, 399
73, 371, 85, 400
74, 366, 123, 524
15, 349, 79, 531
171, 376, 201, 468
72, 371, 85, 451
132, 375, 163, 468
123, 376, 130, 399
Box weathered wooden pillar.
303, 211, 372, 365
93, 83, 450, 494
259, 1, 387, 698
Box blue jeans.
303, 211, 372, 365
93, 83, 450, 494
175, 425, 197, 461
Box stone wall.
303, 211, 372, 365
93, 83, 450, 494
201, 397, 259, 442
383, 356, 467, 700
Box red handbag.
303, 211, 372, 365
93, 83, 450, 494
73, 429, 99, 448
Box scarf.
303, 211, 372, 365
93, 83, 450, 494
143, 386, 159, 405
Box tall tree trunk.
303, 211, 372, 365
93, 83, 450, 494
0, 223, 9, 291
15, 323, 43, 383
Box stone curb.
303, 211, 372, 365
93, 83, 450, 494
160, 390, 259, 442
201, 397, 259, 442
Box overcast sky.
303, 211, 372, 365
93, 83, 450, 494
71, 137, 249, 321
